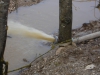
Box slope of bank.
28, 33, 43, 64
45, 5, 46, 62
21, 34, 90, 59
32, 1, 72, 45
19, 20, 100, 75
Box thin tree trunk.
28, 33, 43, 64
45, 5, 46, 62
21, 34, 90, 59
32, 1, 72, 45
0, 0, 10, 75
58, 0, 72, 43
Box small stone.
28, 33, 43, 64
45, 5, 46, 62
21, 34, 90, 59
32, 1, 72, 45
44, 57, 47, 63
84, 64, 96, 70
79, 48, 82, 50
56, 47, 64, 55
72, 42, 77, 47
98, 56, 100, 58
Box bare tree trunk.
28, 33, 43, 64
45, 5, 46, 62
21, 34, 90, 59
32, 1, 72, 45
58, 0, 72, 43
0, 0, 10, 75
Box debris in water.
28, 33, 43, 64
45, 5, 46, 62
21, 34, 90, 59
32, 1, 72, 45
23, 58, 29, 62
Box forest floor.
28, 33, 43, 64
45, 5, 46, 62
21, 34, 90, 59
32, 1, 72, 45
19, 20, 100, 75
9, 0, 100, 75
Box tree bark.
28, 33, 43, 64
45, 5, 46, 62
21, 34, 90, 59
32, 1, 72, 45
58, 0, 72, 43
0, 0, 10, 75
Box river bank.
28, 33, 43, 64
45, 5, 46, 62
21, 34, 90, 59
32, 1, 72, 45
8, 0, 42, 13
19, 20, 100, 75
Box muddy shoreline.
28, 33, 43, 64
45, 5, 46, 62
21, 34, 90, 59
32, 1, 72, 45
19, 20, 100, 75
8, 0, 42, 13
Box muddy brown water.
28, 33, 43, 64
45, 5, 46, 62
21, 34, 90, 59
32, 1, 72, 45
4, 0, 100, 75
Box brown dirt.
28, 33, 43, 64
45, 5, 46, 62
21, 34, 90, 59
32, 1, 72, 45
19, 20, 100, 75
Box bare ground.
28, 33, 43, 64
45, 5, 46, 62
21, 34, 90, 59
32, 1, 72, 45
19, 20, 100, 75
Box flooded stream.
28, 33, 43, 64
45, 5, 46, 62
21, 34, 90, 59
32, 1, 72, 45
4, 0, 100, 75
